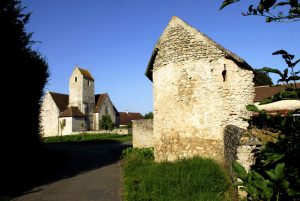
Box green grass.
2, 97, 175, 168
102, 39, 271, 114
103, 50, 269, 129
43, 133, 132, 143
122, 148, 231, 201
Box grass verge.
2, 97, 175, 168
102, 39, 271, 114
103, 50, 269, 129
43, 133, 132, 143
122, 148, 231, 201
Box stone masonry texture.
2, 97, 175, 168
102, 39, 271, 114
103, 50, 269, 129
133, 119, 154, 148
151, 17, 254, 162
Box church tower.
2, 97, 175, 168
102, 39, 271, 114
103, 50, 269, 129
69, 66, 95, 129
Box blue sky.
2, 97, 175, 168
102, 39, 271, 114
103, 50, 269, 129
22, 0, 299, 115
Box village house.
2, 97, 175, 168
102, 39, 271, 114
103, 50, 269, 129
253, 83, 300, 115
145, 16, 255, 162
119, 111, 144, 127
40, 66, 143, 136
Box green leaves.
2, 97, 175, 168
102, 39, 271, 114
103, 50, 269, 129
266, 163, 285, 181
219, 0, 300, 22
261, 67, 283, 76
219, 0, 240, 10
259, 0, 277, 10
263, 153, 285, 166
272, 49, 288, 55
246, 104, 259, 112
260, 50, 299, 89
233, 161, 248, 180
293, 58, 300, 66
274, 1, 291, 8
100, 115, 115, 130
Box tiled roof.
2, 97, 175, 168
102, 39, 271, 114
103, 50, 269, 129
59, 106, 85, 118
78, 67, 94, 81
49, 92, 69, 112
49, 92, 118, 114
254, 83, 300, 102
119, 112, 144, 125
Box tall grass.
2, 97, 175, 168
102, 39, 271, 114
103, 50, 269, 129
43, 133, 132, 143
122, 148, 231, 201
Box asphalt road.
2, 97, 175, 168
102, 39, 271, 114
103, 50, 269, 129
13, 141, 131, 201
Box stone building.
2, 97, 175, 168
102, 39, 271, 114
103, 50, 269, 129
40, 67, 120, 136
145, 16, 255, 162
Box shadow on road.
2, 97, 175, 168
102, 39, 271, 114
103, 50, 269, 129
1, 140, 131, 198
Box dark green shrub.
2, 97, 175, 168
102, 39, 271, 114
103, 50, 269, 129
235, 106, 300, 200
100, 115, 114, 130
122, 147, 154, 160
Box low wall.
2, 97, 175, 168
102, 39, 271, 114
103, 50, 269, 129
72, 128, 130, 135
224, 125, 262, 199
224, 125, 261, 178
132, 119, 153, 148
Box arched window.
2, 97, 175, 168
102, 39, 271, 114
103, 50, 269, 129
75, 76, 77, 82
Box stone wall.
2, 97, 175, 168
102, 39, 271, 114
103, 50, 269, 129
72, 117, 86, 132
59, 117, 85, 135
71, 128, 130, 135
59, 117, 73, 136
40, 92, 60, 137
152, 17, 254, 162
224, 125, 261, 178
132, 119, 154, 148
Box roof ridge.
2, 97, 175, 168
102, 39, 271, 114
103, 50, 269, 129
49, 91, 69, 96
75, 67, 94, 81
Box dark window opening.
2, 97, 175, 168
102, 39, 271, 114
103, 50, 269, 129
75, 76, 77, 82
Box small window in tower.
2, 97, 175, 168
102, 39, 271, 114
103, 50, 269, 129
75, 76, 77, 82
88, 80, 90, 86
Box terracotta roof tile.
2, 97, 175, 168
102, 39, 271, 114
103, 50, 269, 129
49, 92, 69, 112
59, 106, 85, 118
254, 83, 300, 102
119, 112, 144, 125
78, 67, 94, 81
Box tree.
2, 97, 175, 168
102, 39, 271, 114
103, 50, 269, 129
1, 0, 49, 195
144, 112, 153, 119
220, 0, 300, 23
100, 115, 114, 130
253, 69, 274, 86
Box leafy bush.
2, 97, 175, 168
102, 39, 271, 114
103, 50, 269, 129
259, 89, 299, 105
235, 106, 300, 200
122, 147, 154, 160
100, 115, 114, 130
